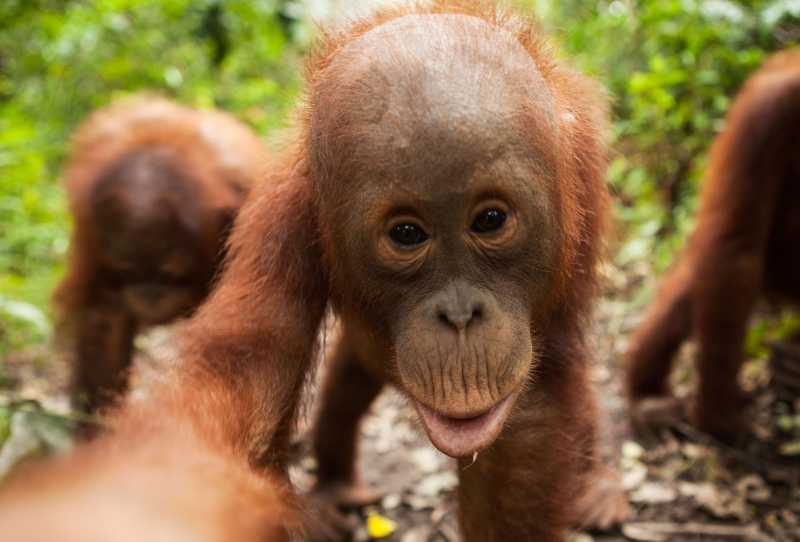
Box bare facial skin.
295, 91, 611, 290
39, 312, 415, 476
312, 14, 564, 458
94, 165, 207, 326
121, 285, 195, 325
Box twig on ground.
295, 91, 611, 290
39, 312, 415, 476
622, 521, 771, 542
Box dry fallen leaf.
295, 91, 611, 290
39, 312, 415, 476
736, 474, 771, 503
779, 439, 800, 456
622, 440, 645, 461
678, 482, 749, 521
381, 493, 402, 510
630, 481, 677, 504
416, 471, 458, 498
622, 462, 647, 490
623, 521, 768, 542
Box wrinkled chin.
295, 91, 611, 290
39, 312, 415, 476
412, 391, 520, 458
124, 292, 194, 325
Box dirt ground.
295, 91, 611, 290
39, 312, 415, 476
1, 259, 799, 541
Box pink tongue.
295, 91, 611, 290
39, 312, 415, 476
415, 397, 514, 458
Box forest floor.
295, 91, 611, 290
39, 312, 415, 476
1, 259, 799, 541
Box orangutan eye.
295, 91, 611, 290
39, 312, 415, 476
471, 208, 507, 234
389, 223, 429, 247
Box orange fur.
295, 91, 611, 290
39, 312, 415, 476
626, 49, 800, 438
0, 371, 298, 542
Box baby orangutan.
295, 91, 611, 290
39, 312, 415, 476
297, 4, 627, 537
0, 2, 626, 540
626, 50, 800, 440
55, 96, 267, 413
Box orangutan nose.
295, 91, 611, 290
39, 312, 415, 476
433, 281, 486, 332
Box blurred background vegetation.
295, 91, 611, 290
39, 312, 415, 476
0, 0, 798, 357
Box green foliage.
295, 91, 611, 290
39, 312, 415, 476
0, 0, 307, 353
0, 400, 75, 478
532, 0, 799, 269
746, 310, 800, 358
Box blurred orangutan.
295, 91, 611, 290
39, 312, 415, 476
0, 2, 626, 541
0, 371, 299, 542
626, 50, 800, 440
55, 96, 267, 413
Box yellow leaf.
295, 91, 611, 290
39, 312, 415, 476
367, 511, 397, 539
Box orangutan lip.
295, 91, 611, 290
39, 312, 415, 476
413, 393, 518, 458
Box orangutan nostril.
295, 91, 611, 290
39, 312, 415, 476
437, 302, 482, 331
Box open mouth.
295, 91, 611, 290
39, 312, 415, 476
413, 393, 518, 458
